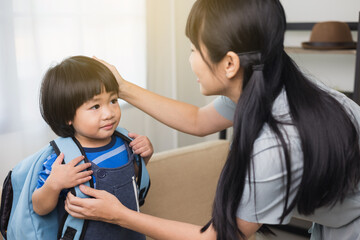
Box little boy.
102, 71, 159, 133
32, 56, 152, 240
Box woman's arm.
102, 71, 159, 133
65, 185, 261, 240
95, 58, 233, 137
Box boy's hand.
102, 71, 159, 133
46, 153, 93, 192
128, 133, 153, 165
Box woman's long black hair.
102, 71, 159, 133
186, 0, 360, 239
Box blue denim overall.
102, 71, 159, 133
82, 143, 146, 240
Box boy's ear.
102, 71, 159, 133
68, 121, 72, 125
223, 51, 240, 79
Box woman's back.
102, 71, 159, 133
237, 81, 360, 239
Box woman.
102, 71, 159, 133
65, 0, 360, 239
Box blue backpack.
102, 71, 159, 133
0, 127, 150, 240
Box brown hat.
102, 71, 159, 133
302, 21, 356, 50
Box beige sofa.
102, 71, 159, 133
141, 140, 229, 233
1, 140, 257, 240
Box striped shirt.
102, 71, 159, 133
36, 135, 129, 189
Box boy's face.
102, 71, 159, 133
69, 91, 121, 148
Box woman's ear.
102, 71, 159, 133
223, 51, 240, 79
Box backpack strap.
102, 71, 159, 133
48, 128, 150, 239
51, 137, 91, 240
0, 170, 13, 239
115, 127, 151, 206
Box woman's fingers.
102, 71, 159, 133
92, 56, 124, 85
65, 190, 94, 209
79, 184, 104, 199
92, 56, 117, 74
65, 192, 87, 218
65, 186, 119, 222
93, 56, 112, 68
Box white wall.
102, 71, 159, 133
281, 0, 360, 22
173, 0, 219, 147
120, 0, 218, 154
0, 0, 217, 184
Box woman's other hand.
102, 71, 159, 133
65, 184, 128, 225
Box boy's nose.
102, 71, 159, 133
103, 106, 115, 119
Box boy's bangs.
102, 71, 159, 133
97, 66, 119, 94
68, 56, 119, 104
84, 68, 118, 98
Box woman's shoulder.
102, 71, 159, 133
213, 95, 236, 121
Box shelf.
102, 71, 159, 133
285, 47, 356, 55
287, 22, 358, 31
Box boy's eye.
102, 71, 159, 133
111, 99, 118, 104
90, 104, 100, 110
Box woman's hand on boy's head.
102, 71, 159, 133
128, 133, 153, 165
93, 56, 125, 92
47, 153, 93, 192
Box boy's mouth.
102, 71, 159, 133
101, 123, 115, 130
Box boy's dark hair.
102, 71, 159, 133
40, 56, 119, 137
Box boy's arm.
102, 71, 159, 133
32, 153, 93, 215
32, 178, 63, 215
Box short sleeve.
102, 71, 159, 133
236, 125, 303, 224
36, 151, 57, 189
213, 96, 236, 121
